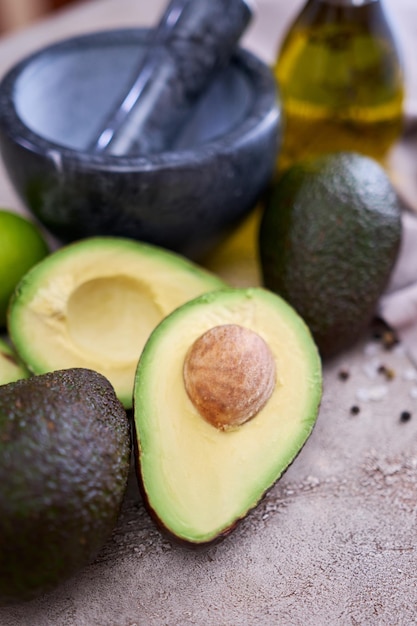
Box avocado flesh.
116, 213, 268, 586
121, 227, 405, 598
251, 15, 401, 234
0, 368, 131, 605
8, 237, 226, 408
0, 337, 29, 384
259, 152, 402, 357
134, 288, 322, 544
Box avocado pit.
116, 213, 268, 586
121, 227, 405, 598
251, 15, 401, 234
183, 324, 276, 430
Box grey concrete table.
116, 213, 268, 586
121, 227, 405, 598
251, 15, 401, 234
2, 333, 417, 625
0, 1, 416, 624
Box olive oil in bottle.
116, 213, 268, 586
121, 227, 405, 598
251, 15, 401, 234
274, 0, 404, 171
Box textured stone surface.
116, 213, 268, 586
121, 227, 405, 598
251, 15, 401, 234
0, 29, 279, 259
0, 1, 416, 623
94, 0, 253, 155
1, 332, 417, 624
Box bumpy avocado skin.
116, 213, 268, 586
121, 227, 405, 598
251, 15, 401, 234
259, 152, 402, 358
0, 368, 131, 605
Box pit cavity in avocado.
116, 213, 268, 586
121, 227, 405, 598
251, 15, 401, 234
8, 237, 227, 408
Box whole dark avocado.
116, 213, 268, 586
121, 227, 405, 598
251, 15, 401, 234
0, 368, 131, 605
259, 152, 403, 358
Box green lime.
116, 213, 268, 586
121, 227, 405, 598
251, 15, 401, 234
0, 210, 49, 327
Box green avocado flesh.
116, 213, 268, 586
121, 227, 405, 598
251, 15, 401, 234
133, 287, 322, 545
8, 237, 226, 408
0, 337, 29, 384
259, 152, 402, 358
0, 368, 130, 605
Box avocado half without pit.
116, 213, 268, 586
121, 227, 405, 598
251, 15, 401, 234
133, 287, 322, 545
7, 237, 226, 408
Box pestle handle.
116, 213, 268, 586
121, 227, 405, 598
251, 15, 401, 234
91, 0, 253, 156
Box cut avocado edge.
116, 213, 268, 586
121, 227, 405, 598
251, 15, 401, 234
0, 336, 30, 385
133, 287, 322, 545
8, 236, 228, 409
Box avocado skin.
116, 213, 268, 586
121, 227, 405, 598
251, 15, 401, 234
259, 152, 402, 358
0, 368, 131, 605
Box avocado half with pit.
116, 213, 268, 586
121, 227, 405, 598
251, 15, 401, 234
133, 287, 322, 545
8, 237, 227, 408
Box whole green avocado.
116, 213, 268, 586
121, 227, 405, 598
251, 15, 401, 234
0, 368, 131, 605
259, 152, 403, 358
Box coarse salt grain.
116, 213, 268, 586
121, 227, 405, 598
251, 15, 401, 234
356, 385, 389, 402
402, 368, 417, 381
362, 358, 381, 379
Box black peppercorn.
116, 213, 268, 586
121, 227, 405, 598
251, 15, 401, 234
400, 411, 411, 423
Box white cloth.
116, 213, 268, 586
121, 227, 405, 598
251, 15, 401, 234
378, 117, 417, 361
379, 211, 417, 363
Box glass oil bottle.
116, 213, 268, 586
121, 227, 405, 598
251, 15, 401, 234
274, 0, 404, 171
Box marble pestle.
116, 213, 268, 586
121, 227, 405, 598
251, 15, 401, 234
90, 0, 253, 156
